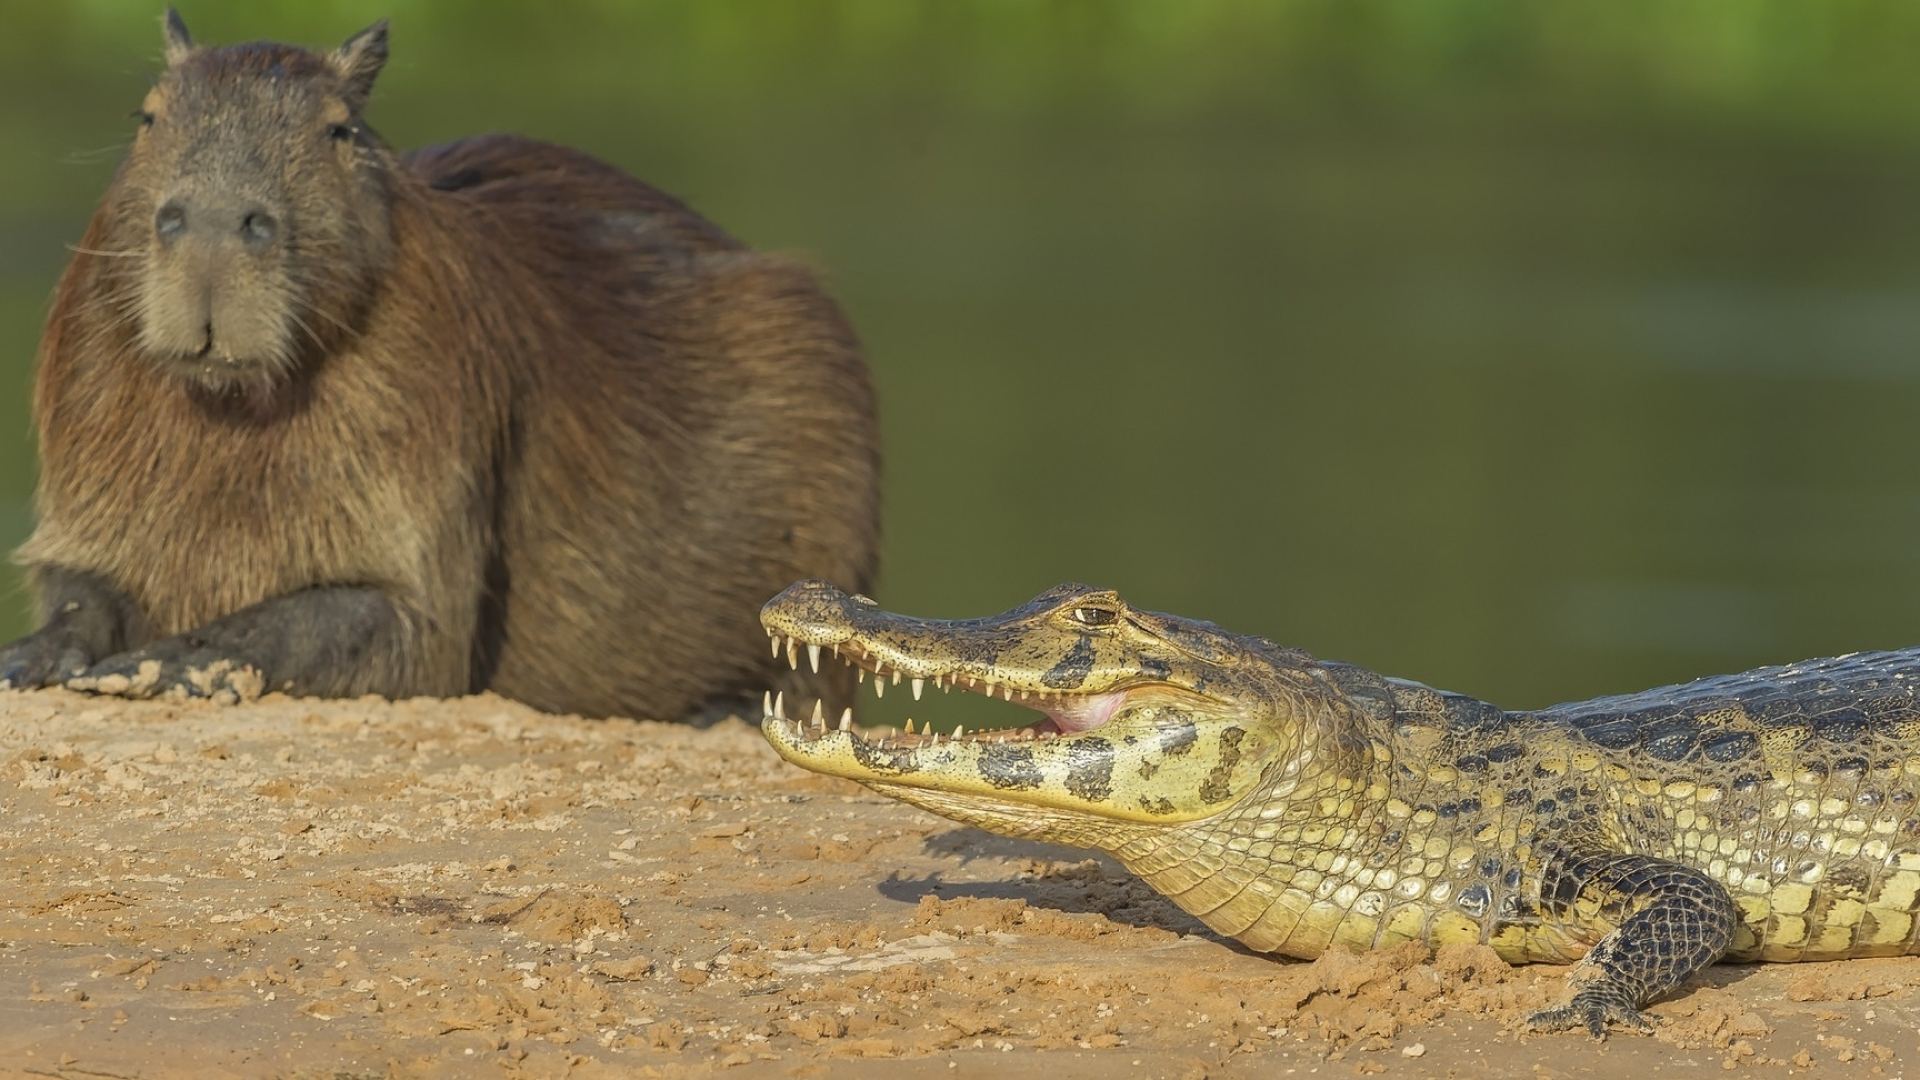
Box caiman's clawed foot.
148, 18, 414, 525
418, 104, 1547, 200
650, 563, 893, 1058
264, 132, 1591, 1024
67, 639, 265, 703
1526, 987, 1656, 1040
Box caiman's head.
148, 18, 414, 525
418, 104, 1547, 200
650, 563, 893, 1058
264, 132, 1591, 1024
760, 580, 1330, 840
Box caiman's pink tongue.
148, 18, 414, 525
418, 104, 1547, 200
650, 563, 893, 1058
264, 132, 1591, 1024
1031, 690, 1127, 735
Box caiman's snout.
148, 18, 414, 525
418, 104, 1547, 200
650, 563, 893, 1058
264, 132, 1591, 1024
760, 579, 876, 650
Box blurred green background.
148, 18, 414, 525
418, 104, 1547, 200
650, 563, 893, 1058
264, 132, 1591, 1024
7, 1, 1920, 727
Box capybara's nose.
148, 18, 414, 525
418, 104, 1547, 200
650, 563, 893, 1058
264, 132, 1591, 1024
155, 199, 187, 243
154, 199, 280, 250
240, 209, 278, 249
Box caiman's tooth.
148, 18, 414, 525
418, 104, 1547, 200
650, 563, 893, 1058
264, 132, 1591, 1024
1004, 684, 1017, 702
770, 635, 782, 658
965, 676, 977, 690
811, 699, 825, 728
874, 676, 885, 699
838, 708, 853, 732
832, 643, 841, 658
786, 638, 799, 670
765, 690, 776, 718
892, 670, 901, 686
954, 724, 965, 739
807, 644, 822, 674
929, 731, 941, 746
912, 678, 924, 701
904, 718, 916, 734
981, 679, 997, 698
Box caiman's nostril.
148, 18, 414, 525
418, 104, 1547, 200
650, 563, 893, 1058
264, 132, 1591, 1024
240, 210, 278, 248
155, 200, 187, 242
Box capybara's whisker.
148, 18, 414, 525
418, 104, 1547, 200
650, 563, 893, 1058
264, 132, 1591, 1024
66, 244, 146, 259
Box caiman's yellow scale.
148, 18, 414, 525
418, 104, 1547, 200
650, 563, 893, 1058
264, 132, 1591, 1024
758, 579, 1920, 1037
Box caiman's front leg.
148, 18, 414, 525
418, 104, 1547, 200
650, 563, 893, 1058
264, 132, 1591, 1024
1528, 851, 1736, 1038
68, 585, 408, 700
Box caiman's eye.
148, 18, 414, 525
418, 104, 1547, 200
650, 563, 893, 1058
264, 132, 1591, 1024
328, 123, 355, 142
1069, 605, 1118, 627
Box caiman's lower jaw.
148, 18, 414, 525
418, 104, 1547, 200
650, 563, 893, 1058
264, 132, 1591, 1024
759, 632, 1277, 825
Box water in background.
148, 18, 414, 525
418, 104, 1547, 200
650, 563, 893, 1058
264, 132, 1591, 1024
6, 2, 1920, 730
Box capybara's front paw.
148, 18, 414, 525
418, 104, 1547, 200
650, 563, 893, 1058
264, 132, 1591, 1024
68, 641, 266, 704
0, 630, 94, 691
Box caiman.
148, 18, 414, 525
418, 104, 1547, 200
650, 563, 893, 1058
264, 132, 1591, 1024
757, 579, 1920, 1038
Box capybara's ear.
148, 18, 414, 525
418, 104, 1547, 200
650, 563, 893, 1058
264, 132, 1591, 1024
330, 19, 389, 111
162, 7, 194, 67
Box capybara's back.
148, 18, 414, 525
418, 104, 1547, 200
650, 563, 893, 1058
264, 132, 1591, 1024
0, 12, 877, 721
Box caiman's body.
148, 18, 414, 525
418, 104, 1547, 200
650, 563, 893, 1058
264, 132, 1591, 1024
758, 580, 1920, 1037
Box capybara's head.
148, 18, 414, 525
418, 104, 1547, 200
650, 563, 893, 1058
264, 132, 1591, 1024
106, 9, 397, 390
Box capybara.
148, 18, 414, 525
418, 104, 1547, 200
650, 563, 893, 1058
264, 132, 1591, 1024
0, 11, 879, 721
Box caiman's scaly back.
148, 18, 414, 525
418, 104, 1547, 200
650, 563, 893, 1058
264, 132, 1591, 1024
759, 579, 1920, 1038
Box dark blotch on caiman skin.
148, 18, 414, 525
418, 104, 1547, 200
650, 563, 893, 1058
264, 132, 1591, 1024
1699, 730, 1757, 762
1062, 737, 1115, 802
1042, 636, 1096, 690
1197, 726, 1245, 804
977, 743, 1045, 791
0, 13, 878, 719
851, 738, 921, 775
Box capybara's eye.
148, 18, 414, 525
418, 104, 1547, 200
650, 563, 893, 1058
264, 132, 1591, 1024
328, 123, 354, 142
132, 110, 155, 129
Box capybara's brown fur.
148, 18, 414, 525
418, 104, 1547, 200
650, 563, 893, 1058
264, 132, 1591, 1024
0, 12, 878, 720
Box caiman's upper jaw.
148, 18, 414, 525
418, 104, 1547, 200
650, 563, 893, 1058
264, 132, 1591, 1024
759, 577, 1233, 737
762, 631, 1139, 736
